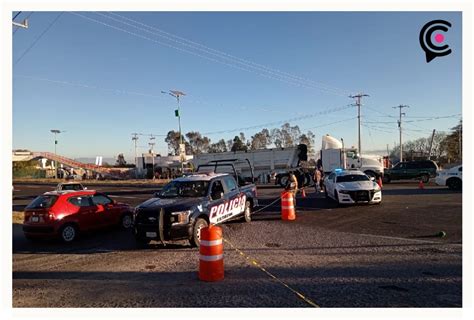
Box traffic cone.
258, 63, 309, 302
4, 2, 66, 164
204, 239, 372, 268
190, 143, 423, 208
418, 180, 425, 189
301, 188, 306, 198
377, 177, 383, 189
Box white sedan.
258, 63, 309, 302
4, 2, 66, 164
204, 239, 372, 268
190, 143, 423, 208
324, 169, 382, 205
435, 165, 462, 190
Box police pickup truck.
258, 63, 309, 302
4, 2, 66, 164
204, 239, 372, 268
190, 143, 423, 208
133, 162, 258, 247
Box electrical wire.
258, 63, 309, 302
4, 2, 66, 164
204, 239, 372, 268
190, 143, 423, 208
69, 12, 350, 97
202, 104, 353, 135
14, 74, 168, 100
14, 12, 63, 65
102, 12, 351, 97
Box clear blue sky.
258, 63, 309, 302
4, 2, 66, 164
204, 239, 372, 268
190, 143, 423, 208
12, 11, 462, 161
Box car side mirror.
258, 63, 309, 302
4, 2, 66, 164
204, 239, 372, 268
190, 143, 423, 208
370, 177, 375, 181
84, 187, 88, 190
154, 192, 161, 197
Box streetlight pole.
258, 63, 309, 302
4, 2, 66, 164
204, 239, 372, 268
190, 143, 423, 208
162, 90, 186, 173
50, 129, 62, 179
132, 133, 139, 178
149, 135, 155, 180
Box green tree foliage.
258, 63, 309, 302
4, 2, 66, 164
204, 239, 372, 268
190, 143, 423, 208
165, 130, 183, 155
250, 129, 270, 150
208, 139, 228, 153
186, 131, 211, 155
13, 160, 45, 178
390, 132, 448, 162
441, 121, 462, 163
231, 133, 248, 152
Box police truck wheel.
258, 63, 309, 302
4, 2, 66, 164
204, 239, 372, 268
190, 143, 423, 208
190, 218, 208, 247
243, 201, 252, 223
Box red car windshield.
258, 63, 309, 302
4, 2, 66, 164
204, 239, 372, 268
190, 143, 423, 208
26, 195, 58, 209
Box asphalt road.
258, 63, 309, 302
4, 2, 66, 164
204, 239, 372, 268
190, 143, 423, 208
12, 181, 462, 307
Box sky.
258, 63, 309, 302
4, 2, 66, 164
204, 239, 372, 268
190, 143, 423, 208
12, 11, 462, 161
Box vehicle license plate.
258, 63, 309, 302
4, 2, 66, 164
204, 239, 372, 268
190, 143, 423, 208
31, 216, 39, 223
146, 232, 157, 238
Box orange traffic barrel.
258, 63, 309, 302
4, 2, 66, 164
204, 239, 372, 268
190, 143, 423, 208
199, 225, 224, 282
281, 191, 296, 221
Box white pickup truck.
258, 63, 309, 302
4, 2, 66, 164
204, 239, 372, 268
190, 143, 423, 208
55, 182, 86, 191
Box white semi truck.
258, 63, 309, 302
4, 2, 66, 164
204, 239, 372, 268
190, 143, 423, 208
192, 144, 312, 187
320, 135, 384, 179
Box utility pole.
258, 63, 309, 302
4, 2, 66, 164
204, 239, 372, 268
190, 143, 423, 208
393, 105, 409, 163
50, 129, 62, 179
427, 129, 436, 159
149, 135, 156, 180
349, 93, 369, 163
162, 90, 186, 173
12, 12, 29, 29
132, 133, 139, 178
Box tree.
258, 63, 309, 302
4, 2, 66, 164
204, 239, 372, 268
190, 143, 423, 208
270, 123, 301, 148
208, 139, 228, 153
230, 134, 248, 152
441, 121, 462, 163
185, 131, 211, 155
298, 130, 316, 153
389, 132, 448, 162
250, 129, 270, 150
116, 153, 127, 166
165, 130, 182, 155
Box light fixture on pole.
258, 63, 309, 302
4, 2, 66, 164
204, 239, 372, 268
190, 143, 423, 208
161, 90, 186, 173
149, 135, 156, 180
50, 129, 62, 179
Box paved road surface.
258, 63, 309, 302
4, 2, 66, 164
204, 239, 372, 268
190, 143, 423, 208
12, 181, 462, 307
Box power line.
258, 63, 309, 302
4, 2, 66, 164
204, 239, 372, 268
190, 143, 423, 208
102, 12, 351, 97
12, 11, 22, 20
302, 117, 357, 131
14, 12, 63, 65
70, 12, 350, 96
202, 104, 353, 135
14, 74, 168, 99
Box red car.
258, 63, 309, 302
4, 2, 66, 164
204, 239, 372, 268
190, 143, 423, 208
23, 190, 133, 242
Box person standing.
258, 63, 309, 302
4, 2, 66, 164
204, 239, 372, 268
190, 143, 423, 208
314, 169, 321, 192
286, 171, 299, 207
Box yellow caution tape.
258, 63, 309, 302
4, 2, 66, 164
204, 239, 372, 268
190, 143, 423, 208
223, 237, 320, 308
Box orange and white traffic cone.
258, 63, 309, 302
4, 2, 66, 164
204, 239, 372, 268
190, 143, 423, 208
377, 177, 383, 189
418, 180, 425, 189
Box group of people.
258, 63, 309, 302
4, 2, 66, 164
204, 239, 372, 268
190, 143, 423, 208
285, 166, 325, 197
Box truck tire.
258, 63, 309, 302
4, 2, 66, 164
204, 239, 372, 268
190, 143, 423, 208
278, 175, 289, 188
190, 218, 208, 248
243, 201, 252, 223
